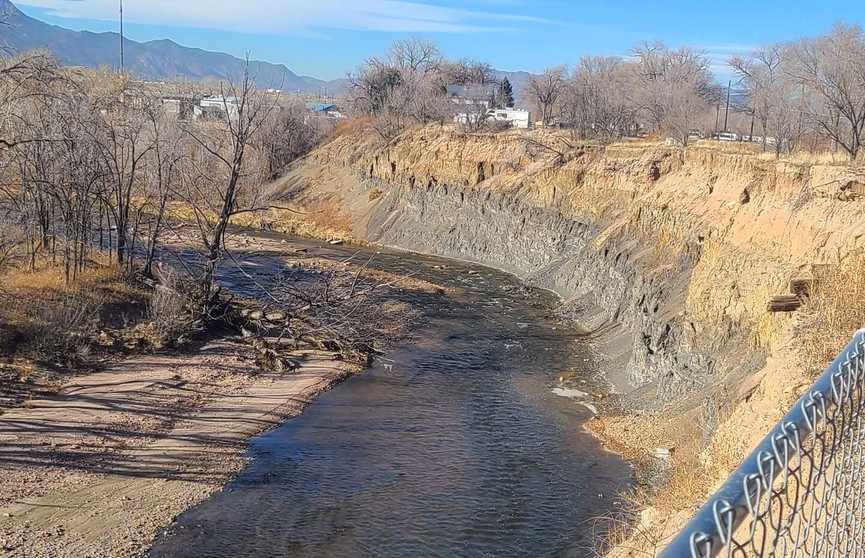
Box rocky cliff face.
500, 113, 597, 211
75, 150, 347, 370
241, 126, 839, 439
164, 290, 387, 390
272, 126, 865, 416
269, 125, 865, 554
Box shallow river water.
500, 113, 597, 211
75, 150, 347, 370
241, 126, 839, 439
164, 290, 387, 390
146, 237, 631, 558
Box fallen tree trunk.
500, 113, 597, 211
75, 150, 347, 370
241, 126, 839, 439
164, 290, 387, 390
767, 295, 802, 312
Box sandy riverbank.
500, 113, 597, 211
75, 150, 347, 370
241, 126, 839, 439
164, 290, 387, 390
0, 339, 355, 557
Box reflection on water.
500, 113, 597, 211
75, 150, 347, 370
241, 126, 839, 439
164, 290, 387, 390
147, 240, 630, 558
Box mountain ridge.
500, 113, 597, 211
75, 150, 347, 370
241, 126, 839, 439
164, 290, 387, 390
0, 0, 335, 92
0, 0, 530, 95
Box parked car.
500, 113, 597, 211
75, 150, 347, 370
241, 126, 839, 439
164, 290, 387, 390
713, 131, 738, 142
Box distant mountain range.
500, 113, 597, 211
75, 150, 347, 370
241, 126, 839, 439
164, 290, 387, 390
0, 0, 338, 92
0, 0, 529, 95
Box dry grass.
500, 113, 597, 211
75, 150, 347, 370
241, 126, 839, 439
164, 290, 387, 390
588, 408, 715, 555
687, 140, 859, 167
326, 117, 373, 143
596, 256, 865, 557
0, 260, 145, 363
241, 198, 357, 242
0, 255, 147, 409
0, 248, 210, 411
1, 261, 138, 324
166, 192, 358, 244
292, 197, 353, 234
588, 451, 706, 558
800, 254, 865, 375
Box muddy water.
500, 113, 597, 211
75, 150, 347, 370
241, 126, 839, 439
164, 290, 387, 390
147, 236, 631, 558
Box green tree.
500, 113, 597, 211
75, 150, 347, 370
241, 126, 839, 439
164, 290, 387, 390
496, 77, 514, 108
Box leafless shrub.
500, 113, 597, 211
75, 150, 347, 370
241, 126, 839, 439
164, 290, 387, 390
146, 271, 198, 348
0, 223, 24, 268
24, 291, 102, 365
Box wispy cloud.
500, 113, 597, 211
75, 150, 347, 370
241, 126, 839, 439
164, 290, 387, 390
697, 43, 757, 78
16, 0, 552, 34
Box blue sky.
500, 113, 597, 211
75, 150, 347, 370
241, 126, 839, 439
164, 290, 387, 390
13, 0, 865, 81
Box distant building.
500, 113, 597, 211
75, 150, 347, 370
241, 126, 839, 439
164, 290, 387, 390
195, 95, 239, 121
305, 102, 345, 119
486, 108, 531, 129
160, 93, 197, 120
453, 112, 484, 126
454, 108, 532, 129
307, 102, 335, 113
446, 85, 496, 110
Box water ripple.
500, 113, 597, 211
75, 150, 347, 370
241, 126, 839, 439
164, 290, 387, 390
147, 250, 630, 558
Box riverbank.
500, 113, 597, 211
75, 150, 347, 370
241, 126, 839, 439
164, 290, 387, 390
0, 228, 445, 557
0, 340, 355, 557
268, 124, 865, 553
144, 236, 631, 558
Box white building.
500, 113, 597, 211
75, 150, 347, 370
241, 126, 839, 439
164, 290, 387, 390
194, 95, 239, 121
486, 108, 531, 129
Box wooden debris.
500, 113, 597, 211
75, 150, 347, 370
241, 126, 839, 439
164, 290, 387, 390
790, 278, 813, 298
767, 295, 802, 313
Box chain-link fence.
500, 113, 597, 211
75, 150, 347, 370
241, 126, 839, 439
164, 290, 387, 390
660, 328, 865, 558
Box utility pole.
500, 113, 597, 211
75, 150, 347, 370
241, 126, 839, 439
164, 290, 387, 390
714, 105, 720, 134
749, 108, 755, 140
119, 0, 125, 73
723, 79, 731, 132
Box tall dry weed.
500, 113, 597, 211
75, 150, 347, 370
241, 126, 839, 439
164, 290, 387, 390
801, 254, 865, 376
146, 270, 197, 348
24, 290, 102, 365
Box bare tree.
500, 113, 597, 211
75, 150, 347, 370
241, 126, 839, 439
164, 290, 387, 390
788, 23, 865, 159
453, 85, 496, 131
256, 101, 320, 180
345, 39, 452, 137
631, 43, 714, 144
525, 65, 568, 127
562, 56, 635, 143
13, 90, 108, 281
346, 56, 403, 117
387, 37, 441, 74
730, 44, 798, 155
0, 52, 64, 148
442, 58, 495, 86
90, 76, 155, 267
180, 61, 277, 314
142, 107, 182, 277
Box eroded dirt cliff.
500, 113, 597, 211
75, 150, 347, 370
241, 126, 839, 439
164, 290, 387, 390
268, 124, 865, 552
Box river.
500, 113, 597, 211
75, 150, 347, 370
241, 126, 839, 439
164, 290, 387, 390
146, 235, 631, 558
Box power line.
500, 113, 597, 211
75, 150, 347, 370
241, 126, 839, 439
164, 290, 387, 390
119, 0, 124, 73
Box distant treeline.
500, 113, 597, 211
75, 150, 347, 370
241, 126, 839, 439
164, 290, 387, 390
344, 24, 865, 159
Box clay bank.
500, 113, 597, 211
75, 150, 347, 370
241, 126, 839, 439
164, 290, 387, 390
268, 124, 865, 552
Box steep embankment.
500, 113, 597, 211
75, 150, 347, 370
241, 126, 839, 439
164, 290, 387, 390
268, 125, 865, 549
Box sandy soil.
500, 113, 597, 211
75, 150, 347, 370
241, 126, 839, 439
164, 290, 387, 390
0, 340, 355, 557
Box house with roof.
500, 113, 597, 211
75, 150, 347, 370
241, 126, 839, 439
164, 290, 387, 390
194, 95, 239, 121
445, 85, 496, 110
